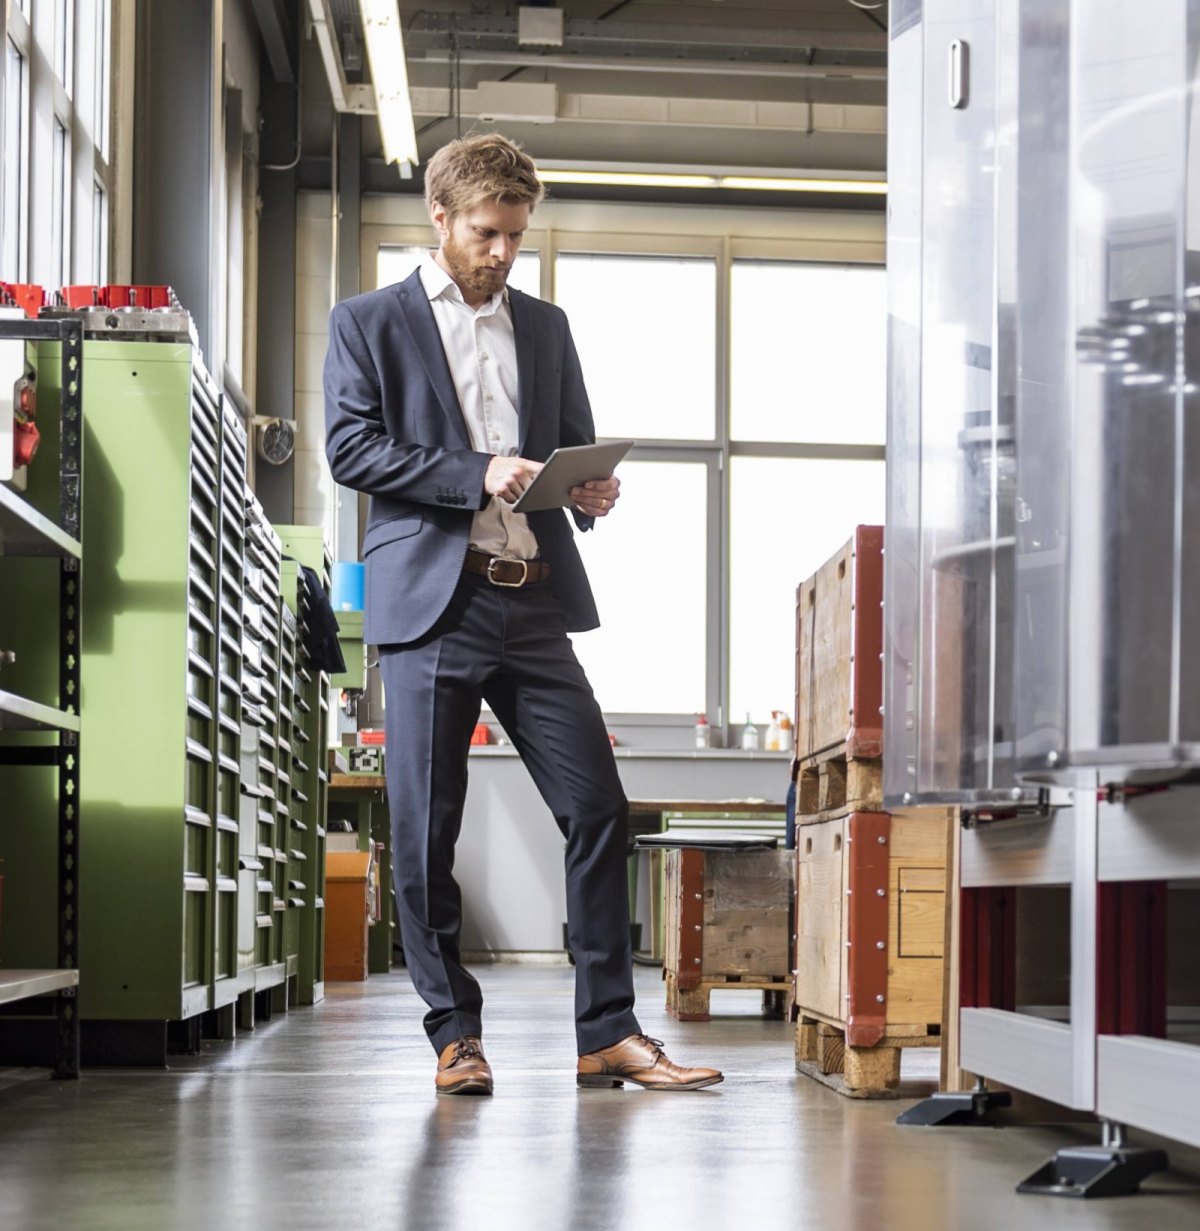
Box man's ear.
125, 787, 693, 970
430, 200, 450, 240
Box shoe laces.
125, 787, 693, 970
453, 1038, 482, 1063
634, 1035, 665, 1061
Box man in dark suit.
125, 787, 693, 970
323, 134, 721, 1095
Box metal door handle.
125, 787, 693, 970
949, 38, 969, 108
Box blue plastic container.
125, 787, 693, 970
331, 560, 365, 611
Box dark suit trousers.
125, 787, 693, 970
378, 571, 641, 1056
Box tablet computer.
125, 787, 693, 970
510, 439, 635, 514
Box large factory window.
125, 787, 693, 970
729, 456, 886, 722
554, 253, 717, 441
92, 180, 106, 285
0, 0, 113, 286
93, 0, 110, 160
360, 199, 884, 737
572, 459, 710, 714
727, 259, 887, 719
52, 119, 70, 286
53, 0, 74, 95
731, 261, 886, 446
2, 35, 28, 280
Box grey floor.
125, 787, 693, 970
2, 965, 1200, 1231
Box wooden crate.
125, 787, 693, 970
663, 847, 793, 1022
792, 807, 954, 1095
793, 525, 884, 769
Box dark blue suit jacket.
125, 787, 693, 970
323, 268, 600, 646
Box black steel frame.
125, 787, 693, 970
0, 316, 83, 1078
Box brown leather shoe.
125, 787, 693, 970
435, 1037, 493, 1096
577, 1034, 723, 1091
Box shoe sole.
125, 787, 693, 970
577, 1073, 724, 1091
436, 1078, 494, 1096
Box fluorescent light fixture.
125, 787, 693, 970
359, 0, 418, 167
721, 176, 887, 195
537, 165, 887, 195
539, 170, 717, 189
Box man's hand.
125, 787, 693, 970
485, 456, 543, 504
571, 474, 620, 518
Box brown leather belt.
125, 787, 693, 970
463, 548, 551, 588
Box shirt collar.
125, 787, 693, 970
419, 253, 509, 313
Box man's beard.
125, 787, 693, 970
443, 236, 509, 297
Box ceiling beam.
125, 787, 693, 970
404, 13, 887, 68
250, 0, 298, 83
409, 85, 886, 136
412, 48, 886, 82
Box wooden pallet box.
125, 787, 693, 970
793, 525, 884, 771
793, 808, 953, 1089
663, 847, 793, 1020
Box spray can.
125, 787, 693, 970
695, 713, 711, 749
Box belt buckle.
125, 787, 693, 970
486, 557, 528, 588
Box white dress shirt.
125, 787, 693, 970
419, 254, 539, 561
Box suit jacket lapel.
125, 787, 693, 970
395, 272, 472, 449
510, 289, 537, 453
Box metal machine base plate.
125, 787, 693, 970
896, 1089, 1014, 1127
1017, 1146, 1168, 1198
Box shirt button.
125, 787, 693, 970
480, 353, 489, 361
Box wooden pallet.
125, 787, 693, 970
794, 749, 882, 819
665, 970, 791, 1022
794, 1013, 940, 1099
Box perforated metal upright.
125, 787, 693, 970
0, 317, 83, 1078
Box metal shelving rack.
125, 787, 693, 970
0, 316, 83, 1079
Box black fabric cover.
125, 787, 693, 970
298, 564, 347, 675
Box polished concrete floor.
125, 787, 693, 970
2, 964, 1200, 1230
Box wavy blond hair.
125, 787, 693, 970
423, 133, 545, 219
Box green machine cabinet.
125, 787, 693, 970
277, 525, 332, 1007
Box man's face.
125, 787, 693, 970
433, 198, 530, 300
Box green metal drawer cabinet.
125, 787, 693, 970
12, 330, 332, 1063
277, 526, 333, 1007
58, 337, 236, 1062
